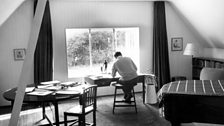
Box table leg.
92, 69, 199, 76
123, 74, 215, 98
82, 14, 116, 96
42, 101, 60, 126
53, 101, 60, 126
42, 102, 46, 119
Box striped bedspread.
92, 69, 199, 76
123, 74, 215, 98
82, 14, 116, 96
158, 80, 224, 106
160, 80, 224, 96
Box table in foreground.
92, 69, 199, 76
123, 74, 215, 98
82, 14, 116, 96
84, 73, 156, 103
3, 84, 81, 126
159, 80, 224, 126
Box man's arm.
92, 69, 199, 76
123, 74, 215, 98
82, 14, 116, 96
131, 60, 137, 71
112, 64, 117, 78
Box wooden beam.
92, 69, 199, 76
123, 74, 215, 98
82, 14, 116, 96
9, 0, 47, 125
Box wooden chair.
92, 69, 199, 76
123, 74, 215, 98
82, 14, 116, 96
64, 85, 97, 126
112, 83, 137, 114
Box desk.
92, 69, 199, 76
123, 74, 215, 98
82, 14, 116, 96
84, 73, 156, 103
159, 80, 224, 126
3, 84, 81, 126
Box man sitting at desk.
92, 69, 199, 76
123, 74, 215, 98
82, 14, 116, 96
112, 51, 138, 102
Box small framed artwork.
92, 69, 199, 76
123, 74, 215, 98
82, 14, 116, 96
14, 48, 26, 61
171, 37, 183, 51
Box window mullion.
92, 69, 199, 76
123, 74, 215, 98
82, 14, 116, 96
89, 28, 92, 68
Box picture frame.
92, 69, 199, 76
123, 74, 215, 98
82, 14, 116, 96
171, 37, 183, 51
14, 48, 26, 61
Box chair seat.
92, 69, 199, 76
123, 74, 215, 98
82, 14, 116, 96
114, 84, 123, 88
110, 82, 123, 87
64, 85, 97, 126
65, 105, 94, 114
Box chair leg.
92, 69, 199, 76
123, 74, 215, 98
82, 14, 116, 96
64, 113, 67, 126
93, 111, 96, 126
132, 88, 137, 113
78, 115, 85, 126
83, 116, 86, 126
113, 87, 117, 114
78, 116, 82, 126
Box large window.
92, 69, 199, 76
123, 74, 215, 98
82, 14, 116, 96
65, 27, 139, 78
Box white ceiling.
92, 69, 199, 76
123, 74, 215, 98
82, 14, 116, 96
0, 0, 25, 27
170, 0, 224, 48
1, 0, 224, 48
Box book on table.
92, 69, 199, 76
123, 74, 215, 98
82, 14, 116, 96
40, 80, 60, 85
27, 88, 53, 96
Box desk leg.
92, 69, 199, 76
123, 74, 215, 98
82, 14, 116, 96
142, 81, 145, 104
95, 87, 98, 109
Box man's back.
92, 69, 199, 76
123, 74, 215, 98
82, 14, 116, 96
112, 56, 137, 81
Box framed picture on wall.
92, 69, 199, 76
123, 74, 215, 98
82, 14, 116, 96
14, 48, 26, 61
171, 37, 183, 51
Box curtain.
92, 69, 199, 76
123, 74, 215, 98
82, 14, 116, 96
153, 1, 171, 90
34, 0, 53, 86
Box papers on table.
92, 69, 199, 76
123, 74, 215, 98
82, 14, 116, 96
27, 89, 53, 96
38, 80, 62, 91
26, 81, 88, 96
60, 81, 78, 87
40, 80, 60, 85
37, 85, 62, 91
87, 74, 113, 80
56, 84, 90, 95
56, 90, 80, 95
25, 87, 35, 93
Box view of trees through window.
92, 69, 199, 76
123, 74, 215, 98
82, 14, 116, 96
65, 27, 139, 78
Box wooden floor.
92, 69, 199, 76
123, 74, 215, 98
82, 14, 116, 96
0, 93, 171, 126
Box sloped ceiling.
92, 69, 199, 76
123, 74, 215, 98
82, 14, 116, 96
170, 0, 224, 48
1, 0, 224, 48
0, 0, 25, 27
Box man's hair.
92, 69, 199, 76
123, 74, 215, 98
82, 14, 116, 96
114, 52, 122, 58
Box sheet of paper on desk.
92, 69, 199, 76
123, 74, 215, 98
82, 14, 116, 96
40, 80, 60, 85
27, 89, 53, 96
65, 84, 90, 92
25, 87, 35, 93
60, 81, 77, 86
89, 74, 113, 79
44, 86, 62, 91
37, 85, 62, 91
56, 90, 80, 95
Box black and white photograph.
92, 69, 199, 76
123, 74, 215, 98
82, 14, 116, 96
171, 37, 183, 51
0, 0, 224, 126
13, 48, 26, 61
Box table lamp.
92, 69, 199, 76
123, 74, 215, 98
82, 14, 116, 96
183, 43, 199, 57
183, 43, 199, 80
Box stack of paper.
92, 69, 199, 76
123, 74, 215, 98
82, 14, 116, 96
27, 89, 53, 96
40, 80, 60, 85
37, 85, 62, 91
56, 90, 80, 95
25, 87, 35, 93
60, 81, 77, 86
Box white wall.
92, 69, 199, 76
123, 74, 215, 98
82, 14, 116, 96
169, 0, 224, 60
0, 1, 33, 106
50, 0, 154, 95
203, 48, 224, 59
170, 0, 224, 49
166, 2, 202, 80
166, 1, 224, 80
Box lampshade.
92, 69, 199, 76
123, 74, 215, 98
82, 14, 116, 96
183, 43, 199, 56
